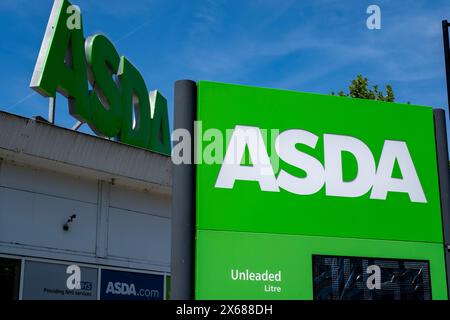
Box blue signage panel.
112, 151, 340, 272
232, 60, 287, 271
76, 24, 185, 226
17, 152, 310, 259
100, 269, 164, 300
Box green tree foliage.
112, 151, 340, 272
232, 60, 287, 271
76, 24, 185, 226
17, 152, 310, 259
332, 74, 395, 102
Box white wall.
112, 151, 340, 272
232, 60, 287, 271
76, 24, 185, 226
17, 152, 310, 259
0, 160, 171, 272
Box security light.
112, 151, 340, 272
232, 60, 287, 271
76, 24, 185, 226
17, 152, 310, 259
62, 214, 77, 231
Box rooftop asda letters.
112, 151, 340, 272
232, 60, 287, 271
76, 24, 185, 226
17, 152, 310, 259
30, 0, 171, 155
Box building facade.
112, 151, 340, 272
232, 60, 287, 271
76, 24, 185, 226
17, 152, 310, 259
0, 111, 172, 300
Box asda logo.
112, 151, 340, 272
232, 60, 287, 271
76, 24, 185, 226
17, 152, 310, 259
215, 125, 426, 203
30, 0, 170, 155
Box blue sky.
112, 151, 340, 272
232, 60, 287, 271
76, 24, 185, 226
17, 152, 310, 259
1, 0, 450, 135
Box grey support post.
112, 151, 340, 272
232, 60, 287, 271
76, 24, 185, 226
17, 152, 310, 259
433, 108, 450, 298
48, 96, 56, 124
171, 80, 197, 300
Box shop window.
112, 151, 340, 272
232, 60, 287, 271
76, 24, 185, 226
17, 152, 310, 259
0, 258, 21, 301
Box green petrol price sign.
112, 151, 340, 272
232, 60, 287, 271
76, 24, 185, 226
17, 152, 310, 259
195, 81, 448, 299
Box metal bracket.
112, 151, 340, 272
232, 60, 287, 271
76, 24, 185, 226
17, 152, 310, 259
48, 96, 56, 124
71, 121, 83, 131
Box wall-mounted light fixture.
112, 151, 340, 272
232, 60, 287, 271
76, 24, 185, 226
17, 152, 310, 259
63, 214, 77, 231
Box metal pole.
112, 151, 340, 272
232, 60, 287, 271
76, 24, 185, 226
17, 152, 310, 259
433, 108, 450, 299
170, 80, 197, 300
442, 20, 450, 114
48, 96, 56, 124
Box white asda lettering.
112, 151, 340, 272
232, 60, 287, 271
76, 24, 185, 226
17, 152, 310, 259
215, 125, 426, 203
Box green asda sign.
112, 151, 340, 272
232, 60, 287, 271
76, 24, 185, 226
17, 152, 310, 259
30, 0, 170, 155
195, 81, 448, 299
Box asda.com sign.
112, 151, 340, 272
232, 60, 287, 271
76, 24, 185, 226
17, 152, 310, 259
100, 269, 164, 301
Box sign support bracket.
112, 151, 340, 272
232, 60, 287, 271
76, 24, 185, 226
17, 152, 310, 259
442, 20, 450, 118
48, 96, 56, 124
433, 108, 450, 299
